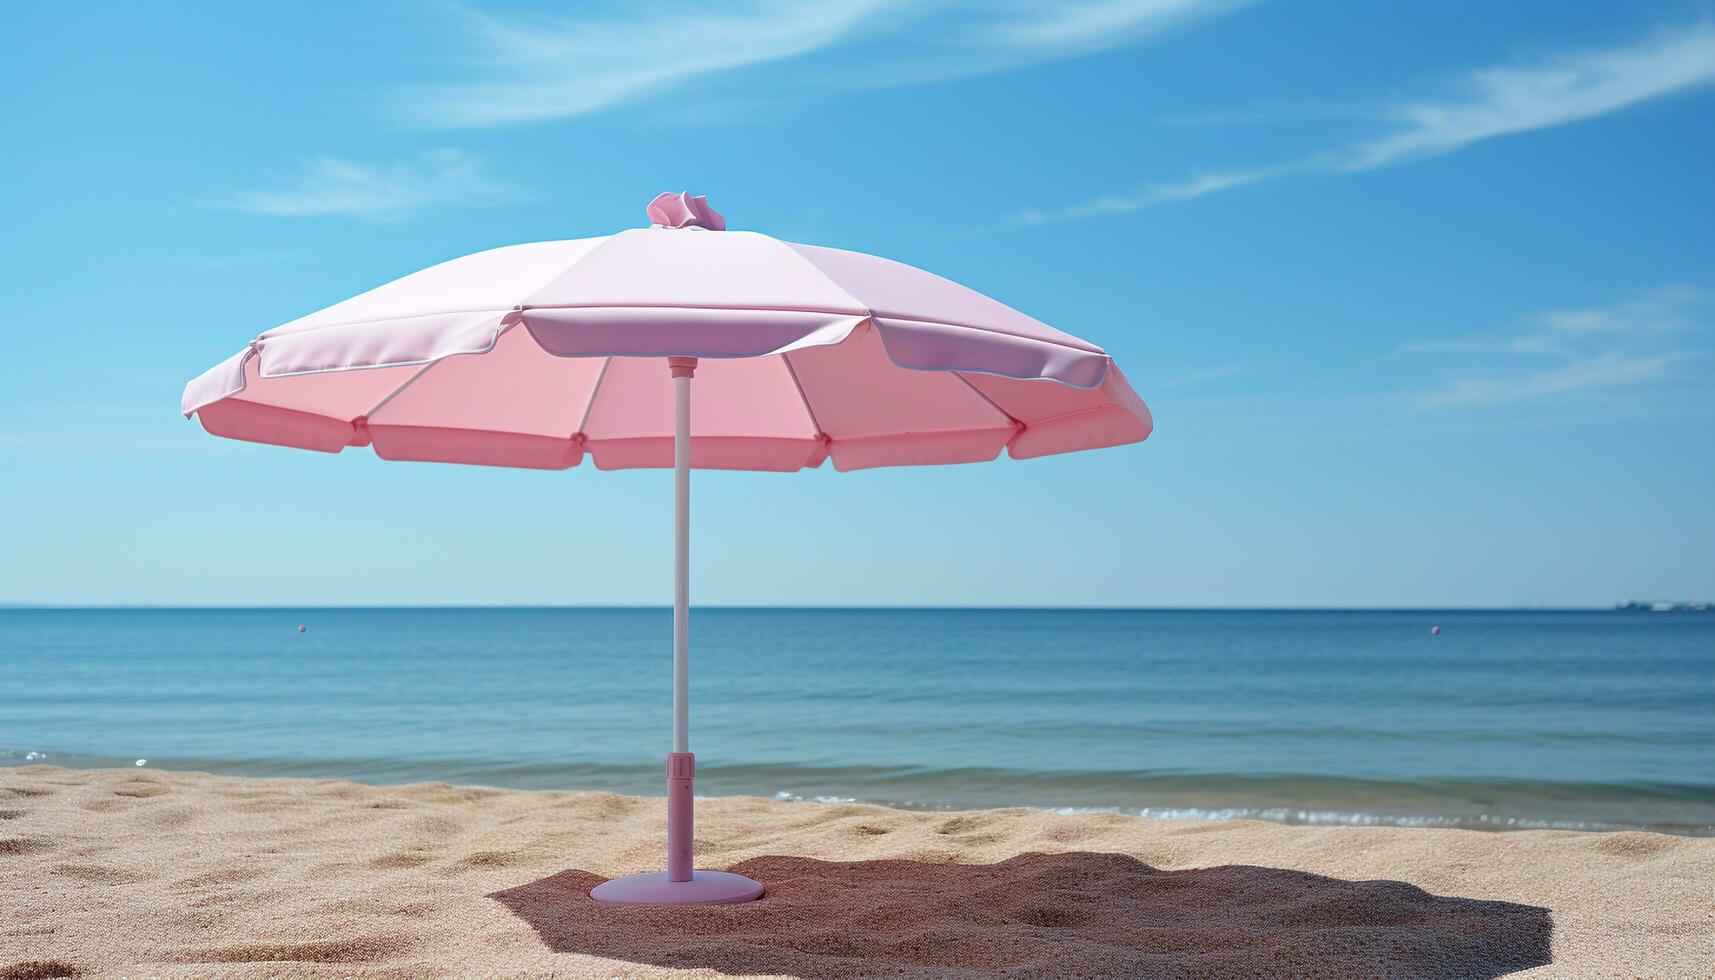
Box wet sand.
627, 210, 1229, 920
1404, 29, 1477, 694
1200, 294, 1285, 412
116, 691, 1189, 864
2, 766, 1710, 977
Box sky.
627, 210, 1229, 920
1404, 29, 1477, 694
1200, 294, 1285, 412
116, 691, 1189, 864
2, 0, 1713, 608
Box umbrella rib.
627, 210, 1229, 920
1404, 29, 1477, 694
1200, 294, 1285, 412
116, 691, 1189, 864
358, 358, 448, 421
574, 356, 614, 439
356, 320, 523, 420
780, 352, 826, 440
952, 372, 1024, 431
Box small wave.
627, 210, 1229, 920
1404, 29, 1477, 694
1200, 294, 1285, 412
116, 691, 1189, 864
771, 794, 1713, 834
1043, 804, 1690, 833
774, 790, 859, 805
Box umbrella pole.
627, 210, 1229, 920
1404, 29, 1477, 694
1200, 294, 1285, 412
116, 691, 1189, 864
667, 357, 695, 882
588, 357, 761, 905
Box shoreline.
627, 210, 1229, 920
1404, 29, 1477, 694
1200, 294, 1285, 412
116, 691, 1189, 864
11, 755, 1713, 838
4, 765, 1713, 977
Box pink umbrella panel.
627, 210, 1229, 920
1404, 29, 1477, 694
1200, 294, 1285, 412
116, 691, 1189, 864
181, 194, 1153, 905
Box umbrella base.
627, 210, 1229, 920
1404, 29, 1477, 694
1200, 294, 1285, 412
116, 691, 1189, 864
590, 870, 764, 906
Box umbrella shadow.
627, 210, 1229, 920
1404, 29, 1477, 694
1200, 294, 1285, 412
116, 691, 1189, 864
490, 852, 1552, 978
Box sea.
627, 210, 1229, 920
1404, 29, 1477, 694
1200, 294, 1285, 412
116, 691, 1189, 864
3, 608, 1712, 835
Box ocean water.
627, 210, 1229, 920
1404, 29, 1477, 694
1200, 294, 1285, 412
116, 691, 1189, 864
2, 608, 1712, 834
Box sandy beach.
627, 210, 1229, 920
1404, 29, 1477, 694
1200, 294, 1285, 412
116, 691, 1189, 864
2, 766, 1710, 978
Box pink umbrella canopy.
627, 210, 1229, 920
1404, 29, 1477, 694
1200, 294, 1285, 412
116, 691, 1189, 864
181, 193, 1153, 906
182, 193, 1151, 469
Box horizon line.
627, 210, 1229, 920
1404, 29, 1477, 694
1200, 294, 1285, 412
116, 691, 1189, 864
0, 603, 1672, 612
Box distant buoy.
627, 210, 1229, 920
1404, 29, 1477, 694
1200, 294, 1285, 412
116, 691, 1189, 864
297, 624, 307, 633
1430, 626, 1441, 636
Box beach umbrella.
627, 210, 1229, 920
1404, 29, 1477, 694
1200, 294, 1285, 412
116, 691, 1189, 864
181, 192, 1153, 905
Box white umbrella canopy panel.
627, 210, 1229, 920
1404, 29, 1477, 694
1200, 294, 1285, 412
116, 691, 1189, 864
182, 223, 1152, 471
181, 193, 1153, 905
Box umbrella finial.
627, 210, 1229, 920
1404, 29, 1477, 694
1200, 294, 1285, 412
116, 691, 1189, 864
647, 191, 726, 231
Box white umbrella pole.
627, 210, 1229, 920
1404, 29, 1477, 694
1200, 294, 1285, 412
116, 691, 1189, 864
591, 355, 759, 903
666, 356, 696, 882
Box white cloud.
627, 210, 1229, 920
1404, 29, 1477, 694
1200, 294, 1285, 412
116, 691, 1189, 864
399, 1, 890, 129
1531, 286, 1707, 335
1158, 363, 1250, 387
1337, 25, 1715, 172
1024, 22, 1715, 222
1413, 352, 1694, 409
1017, 168, 1275, 224
222, 149, 516, 221
1409, 288, 1709, 410
972, 0, 1253, 50
397, 0, 1246, 129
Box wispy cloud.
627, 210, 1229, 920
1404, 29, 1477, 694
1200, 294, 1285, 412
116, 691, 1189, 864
1408, 287, 1710, 410
164, 249, 306, 269
1335, 25, 1715, 172
222, 149, 518, 221
1414, 351, 1695, 410
397, 0, 1248, 129
398, 1, 889, 129
1159, 363, 1251, 388
967, 0, 1252, 51
1024, 22, 1715, 222
1532, 286, 1707, 335
1017, 168, 1276, 224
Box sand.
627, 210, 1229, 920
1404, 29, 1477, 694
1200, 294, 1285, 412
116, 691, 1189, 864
1, 766, 1710, 978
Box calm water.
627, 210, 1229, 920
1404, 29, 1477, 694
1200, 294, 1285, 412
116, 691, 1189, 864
2, 608, 1712, 834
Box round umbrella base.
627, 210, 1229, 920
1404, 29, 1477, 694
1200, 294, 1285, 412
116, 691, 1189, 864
590, 870, 764, 906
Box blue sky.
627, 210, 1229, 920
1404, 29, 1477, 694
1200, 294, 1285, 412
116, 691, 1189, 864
2, 1, 1712, 607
